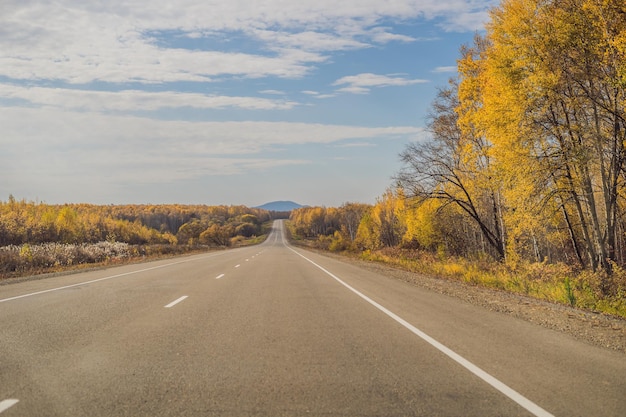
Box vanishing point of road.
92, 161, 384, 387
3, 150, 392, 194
1, 221, 624, 416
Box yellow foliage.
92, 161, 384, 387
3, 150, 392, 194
404, 199, 439, 249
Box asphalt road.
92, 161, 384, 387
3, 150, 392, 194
1, 220, 624, 416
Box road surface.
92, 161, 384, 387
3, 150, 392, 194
1, 221, 624, 416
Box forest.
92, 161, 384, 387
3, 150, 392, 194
289, 0, 626, 317
0, 196, 273, 277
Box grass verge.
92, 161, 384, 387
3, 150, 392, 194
358, 247, 626, 318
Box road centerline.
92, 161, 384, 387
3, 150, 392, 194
287, 245, 555, 417
164, 296, 188, 308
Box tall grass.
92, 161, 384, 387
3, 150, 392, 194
360, 247, 626, 318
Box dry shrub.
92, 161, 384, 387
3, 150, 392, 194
0, 242, 130, 277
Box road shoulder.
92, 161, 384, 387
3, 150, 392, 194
315, 250, 626, 354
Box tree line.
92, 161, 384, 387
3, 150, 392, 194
402, 0, 625, 290
292, 0, 626, 298
0, 196, 271, 247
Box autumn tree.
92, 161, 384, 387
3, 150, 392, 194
177, 219, 207, 245
339, 202, 370, 242
397, 78, 506, 260
235, 222, 258, 238
290, 207, 334, 238
352, 190, 406, 249
0, 199, 270, 248
200, 224, 234, 247
479, 0, 626, 279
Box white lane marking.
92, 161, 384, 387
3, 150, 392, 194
245, 259, 249, 262
0, 399, 18, 413
288, 246, 555, 417
0, 252, 225, 304
216, 274, 225, 280
235, 264, 241, 268
164, 296, 188, 308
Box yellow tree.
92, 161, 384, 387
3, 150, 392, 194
399, 77, 507, 260
355, 207, 378, 250
338, 202, 370, 243
460, 11, 549, 265
358, 189, 406, 248
55, 206, 81, 243
403, 198, 441, 250
483, 0, 626, 279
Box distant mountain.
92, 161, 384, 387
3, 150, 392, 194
255, 201, 304, 211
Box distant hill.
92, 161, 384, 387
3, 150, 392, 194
255, 201, 304, 211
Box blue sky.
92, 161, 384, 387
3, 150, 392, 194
0, 0, 494, 207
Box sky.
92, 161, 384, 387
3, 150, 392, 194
0, 0, 494, 207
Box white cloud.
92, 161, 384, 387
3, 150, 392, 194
439, 9, 493, 32
333, 73, 429, 94
301, 90, 335, 99
259, 89, 286, 95
0, 1, 490, 85
0, 106, 423, 184
333, 142, 377, 148
368, 27, 416, 44
0, 84, 298, 112
253, 29, 369, 52
0, 45, 315, 84
335, 86, 371, 95
432, 66, 457, 73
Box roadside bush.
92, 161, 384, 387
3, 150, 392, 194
0, 242, 131, 276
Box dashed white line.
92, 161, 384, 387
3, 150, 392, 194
216, 274, 225, 280
164, 296, 188, 308
235, 264, 241, 268
288, 246, 555, 417
0, 252, 226, 304
0, 399, 18, 414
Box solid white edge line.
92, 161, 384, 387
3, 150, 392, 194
164, 295, 188, 308
287, 246, 555, 417
0, 399, 19, 413
0, 252, 224, 304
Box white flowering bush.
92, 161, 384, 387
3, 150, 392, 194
0, 241, 131, 275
